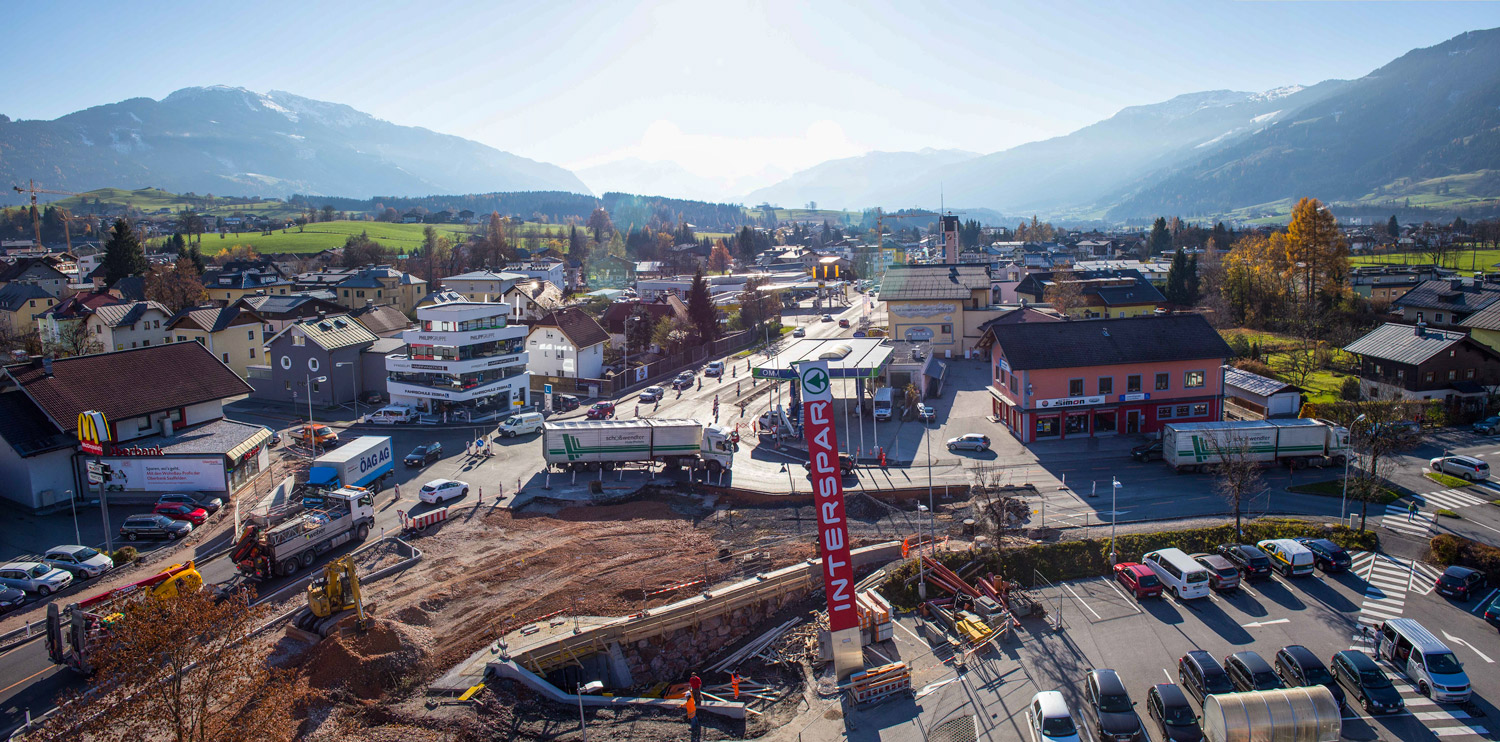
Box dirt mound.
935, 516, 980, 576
305, 619, 431, 700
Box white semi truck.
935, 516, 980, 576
305, 436, 393, 505
542, 419, 737, 473
233, 487, 375, 579
1160, 419, 1349, 473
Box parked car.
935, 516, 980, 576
1223, 651, 1285, 693
1084, 669, 1146, 742
1274, 645, 1346, 709
405, 442, 442, 467
0, 586, 25, 614
1257, 538, 1316, 577
1435, 565, 1488, 600
1483, 592, 1500, 631
554, 394, 581, 412
802, 454, 856, 476
418, 479, 469, 504
821, 314, 834, 322
119, 513, 192, 541
40, 545, 113, 579
1331, 650, 1404, 714
1028, 691, 1082, 742
1145, 684, 1202, 742
153, 502, 208, 526
1113, 562, 1162, 600
1430, 455, 1489, 481
0, 562, 73, 596
360, 390, 385, 405
947, 434, 990, 452
1373, 419, 1422, 441
156, 491, 222, 515
917, 404, 936, 422
1215, 543, 1273, 580
792, 327, 806, 337
1189, 553, 1241, 591
586, 402, 617, 419
671, 371, 696, 390
368, 405, 419, 424
1130, 441, 1163, 462
838, 318, 850, 328
1177, 651, 1234, 706
1473, 415, 1500, 435
639, 386, 665, 403
704, 361, 725, 377
269, 429, 282, 447
1296, 538, 1352, 572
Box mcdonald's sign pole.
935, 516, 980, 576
77, 411, 113, 554
797, 360, 861, 681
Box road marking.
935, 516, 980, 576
1100, 577, 1141, 613
1472, 589, 1499, 614
0, 664, 56, 697
1162, 668, 1174, 684
1430, 726, 1491, 737
1440, 630, 1495, 663
1419, 489, 1488, 509
1240, 618, 1290, 628
1064, 583, 1102, 620
1413, 710, 1473, 721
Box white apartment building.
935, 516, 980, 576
525, 307, 608, 379
89, 301, 173, 351
385, 302, 531, 416
505, 258, 568, 290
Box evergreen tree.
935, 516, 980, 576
686, 266, 717, 342
1165, 248, 1188, 304
1387, 215, 1400, 238
1186, 255, 1200, 305
188, 244, 205, 275
736, 226, 758, 265
1149, 217, 1172, 255
567, 224, 589, 265
101, 218, 147, 287
169, 232, 187, 256
1211, 222, 1229, 250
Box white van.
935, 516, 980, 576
873, 388, 895, 421
1142, 548, 1212, 600
367, 405, 418, 424
497, 412, 545, 438
1378, 618, 1471, 702
1256, 539, 1315, 577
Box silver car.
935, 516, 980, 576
947, 434, 991, 452
41, 545, 114, 579
1431, 455, 1489, 481
0, 561, 73, 596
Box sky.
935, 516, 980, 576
4, 0, 1499, 196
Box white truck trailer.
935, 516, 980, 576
542, 419, 737, 473
233, 487, 375, 579
305, 436, 394, 505
1202, 686, 1341, 742
1162, 419, 1349, 473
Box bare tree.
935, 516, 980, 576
1042, 270, 1086, 318
144, 258, 210, 313
1318, 399, 1426, 531
44, 320, 104, 358
1209, 430, 1264, 536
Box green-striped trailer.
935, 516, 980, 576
541, 419, 737, 473
1162, 419, 1349, 473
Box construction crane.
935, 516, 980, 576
12, 180, 89, 251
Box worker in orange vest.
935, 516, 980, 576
731, 672, 740, 699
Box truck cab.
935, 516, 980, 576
701, 426, 738, 470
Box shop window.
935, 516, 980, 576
1184, 370, 1205, 388
1193, 403, 1208, 416
1176, 405, 1190, 418
1035, 417, 1059, 438
1155, 372, 1170, 391
1069, 378, 1084, 397
1095, 413, 1117, 433
1127, 375, 1142, 393
1065, 415, 1088, 435
1159, 405, 1173, 419
1098, 377, 1112, 395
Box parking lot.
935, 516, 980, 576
846, 553, 1499, 742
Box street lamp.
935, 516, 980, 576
306, 374, 327, 455
66, 489, 78, 544
1109, 478, 1122, 565
1341, 414, 1368, 521
576, 680, 603, 741
336, 361, 357, 420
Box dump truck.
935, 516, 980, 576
1202, 686, 1341, 742
1161, 419, 1349, 473
46, 561, 203, 674
233, 487, 375, 579
542, 419, 736, 473
305, 436, 393, 505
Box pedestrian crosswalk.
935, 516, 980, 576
1341, 643, 1492, 739
1418, 488, 1490, 510
1380, 502, 1434, 538
1353, 552, 1414, 627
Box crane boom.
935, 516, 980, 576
11, 180, 88, 250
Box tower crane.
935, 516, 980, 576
12, 180, 88, 251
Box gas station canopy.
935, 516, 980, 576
752, 337, 894, 380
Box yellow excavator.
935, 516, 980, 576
289, 555, 374, 638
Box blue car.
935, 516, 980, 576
1483, 592, 1500, 632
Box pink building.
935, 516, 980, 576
984, 315, 1233, 442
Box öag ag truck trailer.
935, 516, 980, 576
305, 436, 393, 505
1162, 419, 1348, 473
542, 419, 736, 473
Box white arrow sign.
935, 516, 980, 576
1240, 618, 1291, 629
1442, 630, 1495, 664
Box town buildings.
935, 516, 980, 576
1389, 278, 1500, 330
248, 314, 378, 407
295, 265, 428, 314
0, 284, 55, 340
385, 301, 531, 417
525, 307, 609, 379
1223, 367, 1304, 420
1347, 265, 1443, 302
0, 258, 71, 298
201, 260, 295, 303
1343, 322, 1500, 404
439, 269, 527, 303
1013, 269, 1164, 318
88, 301, 172, 351
166, 303, 267, 377
878, 264, 993, 353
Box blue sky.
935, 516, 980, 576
3, 1, 1498, 189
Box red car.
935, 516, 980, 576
586, 402, 616, 420
838, 318, 850, 328
153, 502, 208, 526
1114, 562, 1163, 599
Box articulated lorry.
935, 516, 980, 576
305, 436, 393, 505
1160, 419, 1349, 473
542, 419, 737, 473
233, 487, 375, 579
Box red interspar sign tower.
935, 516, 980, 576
796, 360, 861, 679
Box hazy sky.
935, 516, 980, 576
4, 1, 1498, 184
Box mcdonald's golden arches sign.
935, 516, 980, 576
77, 410, 109, 456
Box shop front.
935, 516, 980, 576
992, 390, 1220, 443
74, 419, 272, 502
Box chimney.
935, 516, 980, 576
1450, 278, 1463, 291
1415, 321, 1427, 337
42, 357, 53, 377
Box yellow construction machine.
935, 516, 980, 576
289, 555, 373, 638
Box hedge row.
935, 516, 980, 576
1430, 534, 1500, 589
882, 519, 1379, 609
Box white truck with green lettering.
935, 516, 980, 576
1162, 419, 1349, 473
542, 419, 737, 473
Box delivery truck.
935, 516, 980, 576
305, 436, 393, 504
1202, 686, 1340, 742
233, 487, 375, 579
542, 419, 736, 473
1161, 419, 1348, 473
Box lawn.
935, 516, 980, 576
48, 187, 305, 219
153, 220, 481, 255
1287, 479, 1401, 505
1219, 328, 1356, 405
1351, 248, 1500, 272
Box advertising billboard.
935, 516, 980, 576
98, 457, 227, 492
797, 360, 857, 633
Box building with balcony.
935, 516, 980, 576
385, 301, 530, 417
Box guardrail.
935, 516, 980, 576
0, 619, 48, 653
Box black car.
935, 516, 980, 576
803, 454, 856, 476
1435, 565, 1488, 600
554, 394, 581, 412
1274, 645, 1346, 709
1216, 543, 1273, 580
1331, 650, 1404, 714
1177, 651, 1234, 706
1224, 651, 1285, 693
1295, 538, 1351, 572
119, 513, 192, 541
405, 442, 442, 467
1145, 684, 1202, 742
1084, 669, 1146, 742
1131, 441, 1163, 462
157, 491, 223, 515
0, 586, 25, 614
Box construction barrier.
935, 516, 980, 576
398, 507, 448, 532
850, 662, 912, 704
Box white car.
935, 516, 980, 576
704, 361, 725, 377
947, 434, 991, 452
1029, 690, 1081, 742
917, 404, 936, 422
41, 545, 114, 579
792, 327, 806, 337
418, 479, 469, 504
0, 561, 74, 596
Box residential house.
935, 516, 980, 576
1461, 301, 1500, 354
166, 303, 267, 378
0, 283, 55, 340
0, 257, 71, 298
296, 264, 428, 314
506, 258, 568, 290
349, 301, 412, 338
1343, 322, 1500, 404
89, 301, 172, 351
200, 259, 295, 303
986, 314, 1234, 442
878, 264, 995, 354
1389, 278, 1500, 329
1348, 265, 1444, 303
248, 314, 378, 407
1223, 367, 1304, 420
439, 269, 527, 303
526, 307, 610, 379
588, 253, 635, 289
1071, 260, 1172, 288
1013, 269, 1164, 318
501, 280, 566, 323
600, 297, 691, 348
237, 294, 347, 338
34, 288, 124, 349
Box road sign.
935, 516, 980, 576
544, 384, 553, 394
86, 470, 103, 485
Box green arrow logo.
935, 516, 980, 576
802, 367, 829, 394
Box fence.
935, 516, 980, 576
529, 329, 760, 399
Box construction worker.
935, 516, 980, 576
731, 672, 740, 699
689, 672, 702, 705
